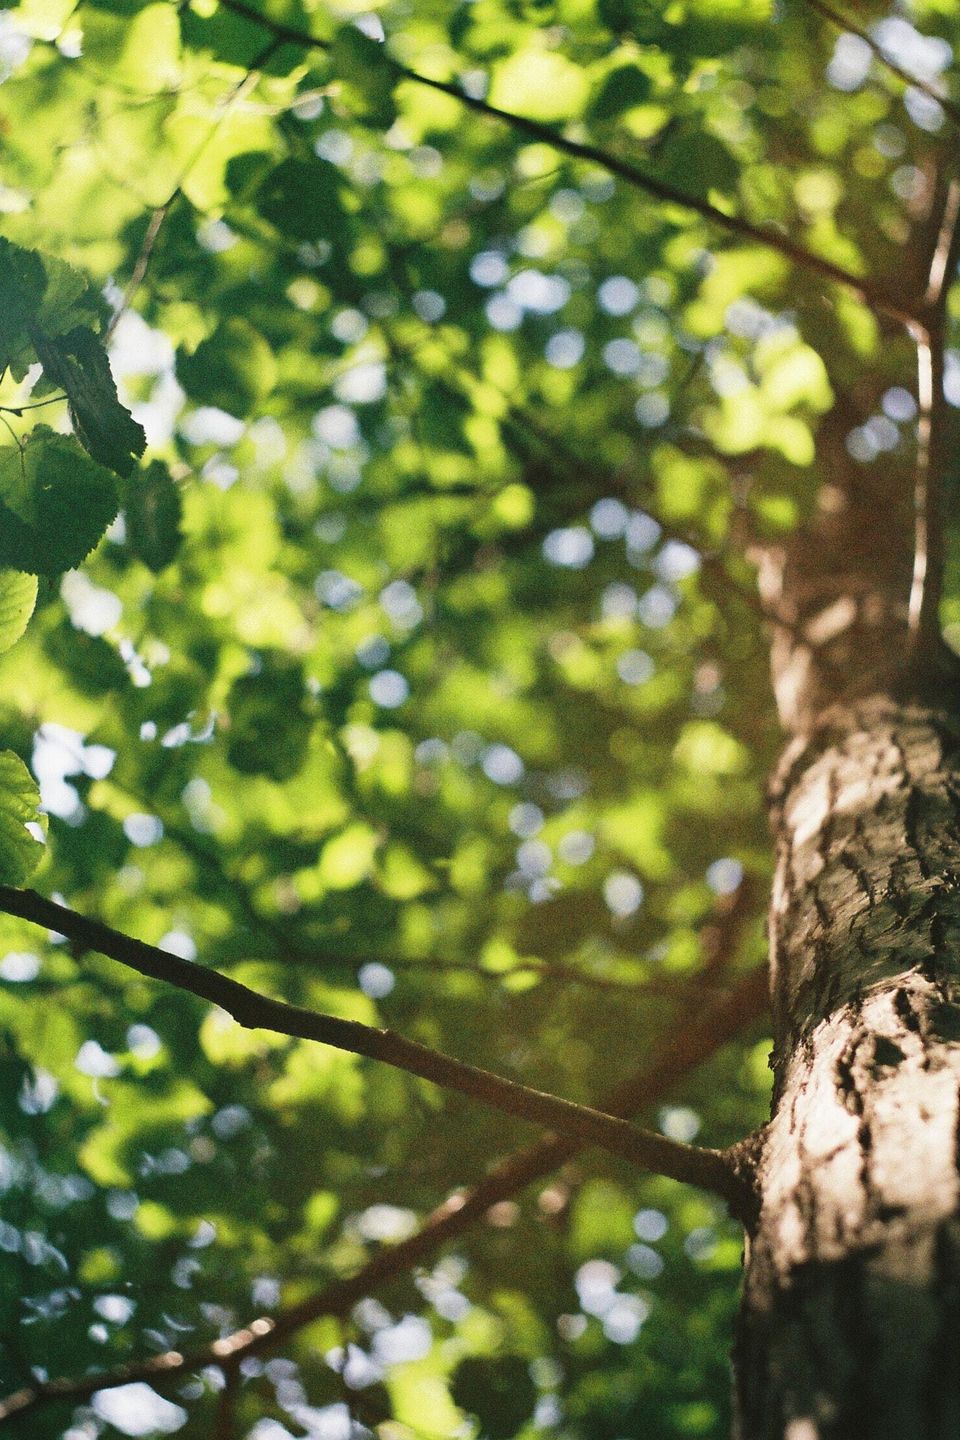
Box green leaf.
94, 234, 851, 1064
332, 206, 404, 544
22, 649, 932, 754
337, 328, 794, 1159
0, 570, 38, 654
657, 130, 740, 199
0, 749, 45, 884
588, 64, 653, 121
224, 149, 276, 205
331, 25, 397, 128
488, 49, 590, 122
317, 821, 379, 889
0, 237, 45, 380
420, 382, 473, 455
33, 326, 146, 477
226, 655, 313, 780
37, 254, 107, 337
42, 622, 130, 696
256, 157, 350, 245
177, 317, 277, 419
0, 428, 119, 575
181, 3, 284, 66
451, 1356, 537, 1440
124, 460, 183, 572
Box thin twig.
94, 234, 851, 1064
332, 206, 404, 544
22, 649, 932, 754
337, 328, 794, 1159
106, 203, 171, 341
0, 394, 67, 415
104, 32, 282, 340
214, 0, 912, 324
0, 886, 742, 1204
802, 0, 960, 132
908, 177, 960, 659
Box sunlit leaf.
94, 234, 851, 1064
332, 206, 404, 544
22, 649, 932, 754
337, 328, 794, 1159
0, 749, 45, 884
488, 50, 589, 122
0, 569, 37, 654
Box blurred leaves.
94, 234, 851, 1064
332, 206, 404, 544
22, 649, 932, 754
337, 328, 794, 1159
451, 1355, 538, 1439
226, 654, 314, 780
124, 460, 183, 573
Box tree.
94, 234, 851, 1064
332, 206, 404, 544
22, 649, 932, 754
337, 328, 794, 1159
0, 0, 956, 1434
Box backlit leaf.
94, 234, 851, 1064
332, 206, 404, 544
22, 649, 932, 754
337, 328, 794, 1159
0, 749, 45, 884
0, 570, 37, 654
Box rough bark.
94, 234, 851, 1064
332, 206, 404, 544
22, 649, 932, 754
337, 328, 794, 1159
737, 697, 960, 1437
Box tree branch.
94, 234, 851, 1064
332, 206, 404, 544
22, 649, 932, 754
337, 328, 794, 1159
802, 0, 960, 132
214, 0, 912, 323
0, 941, 767, 1423
106, 201, 171, 341
908, 177, 960, 661
0, 886, 743, 1205
273, 944, 736, 999
210, 1363, 240, 1440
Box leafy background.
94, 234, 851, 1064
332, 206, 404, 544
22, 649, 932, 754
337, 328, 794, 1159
0, 0, 956, 1436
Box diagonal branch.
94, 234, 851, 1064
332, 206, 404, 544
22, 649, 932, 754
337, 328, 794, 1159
0, 886, 744, 1206
106, 202, 170, 341
214, 0, 913, 324
802, 0, 960, 132
0, 945, 767, 1423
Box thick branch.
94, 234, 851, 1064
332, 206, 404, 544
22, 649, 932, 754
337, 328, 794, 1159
0, 953, 767, 1423
803, 0, 960, 132
0, 886, 740, 1204
215, 0, 912, 323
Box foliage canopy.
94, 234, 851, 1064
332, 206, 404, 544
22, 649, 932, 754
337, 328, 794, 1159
0, 0, 957, 1436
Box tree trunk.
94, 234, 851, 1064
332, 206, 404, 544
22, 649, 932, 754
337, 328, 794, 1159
734, 413, 960, 1433
736, 696, 960, 1436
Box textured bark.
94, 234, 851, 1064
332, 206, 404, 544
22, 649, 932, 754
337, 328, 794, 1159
736, 698, 960, 1437
753, 411, 914, 734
